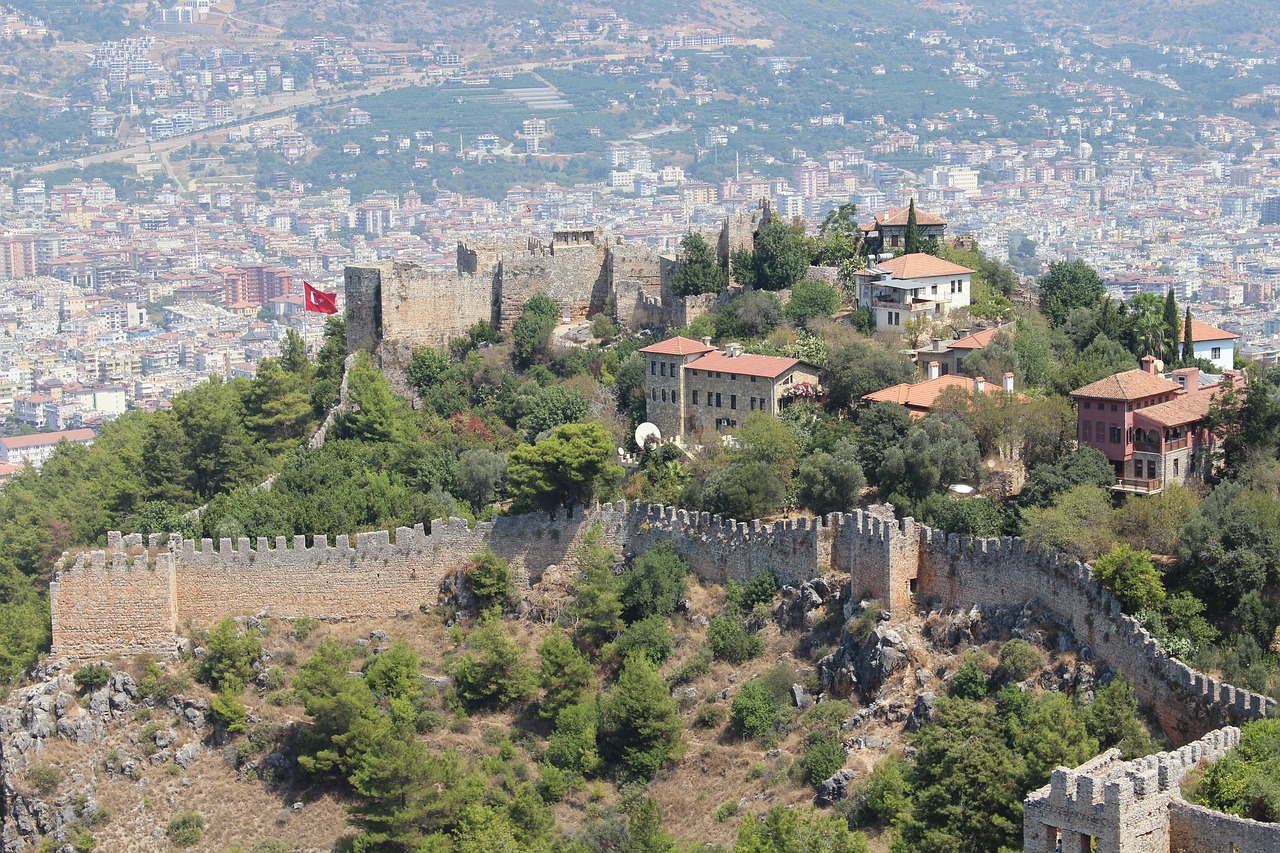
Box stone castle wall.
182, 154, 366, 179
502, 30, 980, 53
50, 503, 902, 659
344, 259, 494, 350
1024, 726, 1280, 853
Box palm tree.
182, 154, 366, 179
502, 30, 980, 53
1135, 313, 1166, 361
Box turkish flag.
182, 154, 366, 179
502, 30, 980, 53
303, 281, 338, 314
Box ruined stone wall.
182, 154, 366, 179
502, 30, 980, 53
49, 544, 176, 659
344, 260, 494, 350
495, 240, 611, 328
917, 531, 1274, 743
1023, 728, 1249, 853
608, 245, 665, 331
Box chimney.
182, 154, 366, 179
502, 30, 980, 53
726, 342, 742, 358
927, 361, 940, 380
1140, 355, 1157, 375
1224, 369, 1236, 388
1003, 371, 1015, 393
930, 337, 944, 353
1173, 367, 1199, 394
974, 376, 986, 395
701, 336, 712, 347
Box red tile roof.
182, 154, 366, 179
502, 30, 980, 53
0, 428, 95, 449
639, 335, 716, 357
688, 351, 805, 379
861, 206, 947, 230
1189, 319, 1238, 342
948, 326, 1004, 351
862, 374, 975, 411
1134, 393, 1215, 428
873, 253, 974, 279
1070, 369, 1181, 401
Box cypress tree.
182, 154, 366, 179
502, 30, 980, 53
1162, 289, 1180, 364
904, 198, 921, 254
1182, 306, 1194, 364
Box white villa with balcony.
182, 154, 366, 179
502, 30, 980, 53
853, 253, 974, 329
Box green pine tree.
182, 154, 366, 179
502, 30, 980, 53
1162, 289, 1180, 364
903, 198, 921, 255
1182, 306, 1194, 364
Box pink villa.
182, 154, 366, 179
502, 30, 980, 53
1070, 356, 1234, 494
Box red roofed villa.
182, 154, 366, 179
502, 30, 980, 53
638, 336, 821, 441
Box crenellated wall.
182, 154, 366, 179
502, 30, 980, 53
50, 503, 903, 659
1024, 726, 1280, 853
916, 529, 1273, 743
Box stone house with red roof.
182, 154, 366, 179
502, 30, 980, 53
1070, 356, 1233, 494
638, 336, 820, 441
860, 206, 947, 255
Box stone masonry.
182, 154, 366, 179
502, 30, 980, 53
50, 503, 1278, 852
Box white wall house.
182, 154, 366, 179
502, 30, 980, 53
1189, 319, 1237, 372
854, 253, 974, 329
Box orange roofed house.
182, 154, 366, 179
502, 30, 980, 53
1070, 357, 1232, 494
638, 336, 821, 442
852, 253, 974, 329
860, 206, 947, 255
864, 362, 1017, 417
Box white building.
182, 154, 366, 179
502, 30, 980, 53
1189, 319, 1237, 372
0, 428, 95, 470
854, 253, 973, 329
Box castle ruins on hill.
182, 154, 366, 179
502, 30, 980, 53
48, 500, 1279, 852
343, 206, 770, 353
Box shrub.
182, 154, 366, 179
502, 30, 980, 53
731, 679, 786, 740
843, 754, 911, 828
949, 655, 990, 700
27, 764, 62, 795
537, 761, 570, 803
262, 665, 287, 691
250, 841, 289, 853
667, 648, 711, 687
71, 831, 95, 853
166, 811, 204, 846
997, 639, 1042, 682
448, 610, 536, 708
695, 703, 727, 728
138, 660, 191, 703
197, 618, 263, 692
726, 572, 780, 613
73, 664, 112, 692
610, 615, 674, 665
548, 701, 602, 775
845, 601, 882, 641
291, 617, 320, 641
708, 616, 763, 663
621, 543, 689, 622
467, 547, 516, 609
211, 689, 249, 733
799, 726, 847, 785
1091, 544, 1165, 613
715, 801, 740, 822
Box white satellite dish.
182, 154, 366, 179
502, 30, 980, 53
635, 422, 662, 449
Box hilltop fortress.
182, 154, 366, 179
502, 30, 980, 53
343, 207, 770, 351
48, 502, 1279, 851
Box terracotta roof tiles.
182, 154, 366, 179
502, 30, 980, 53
873, 253, 975, 279
688, 351, 806, 379
1070, 369, 1181, 401
638, 335, 716, 357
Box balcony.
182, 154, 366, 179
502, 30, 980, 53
871, 297, 938, 313
1113, 477, 1163, 494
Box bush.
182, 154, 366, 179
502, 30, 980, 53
730, 675, 791, 740
620, 542, 688, 622
197, 618, 263, 692
784, 279, 841, 327
726, 572, 781, 613
467, 547, 516, 609
211, 689, 249, 733
537, 761, 570, 803
250, 841, 289, 853
137, 660, 191, 703
799, 727, 848, 785
166, 811, 204, 846
715, 801, 740, 822
71, 831, 95, 852
844, 754, 911, 828
548, 701, 602, 775
708, 616, 763, 663
73, 664, 112, 692
448, 610, 536, 708
610, 615, 674, 665
997, 639, 1042, 682
1091, 544, 1165, 612
696, 703, 727, 728
949, 655, 989, 700
27, 764, 62, 795
262, 665, 287, 691
667, 648, 711, 687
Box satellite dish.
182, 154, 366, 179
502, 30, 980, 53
635, 422, 662, 449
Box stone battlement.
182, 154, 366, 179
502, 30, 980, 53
1024, 726, 1280, 852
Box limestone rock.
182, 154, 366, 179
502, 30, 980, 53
174, 742, 201, 768
814, 768, 856, 806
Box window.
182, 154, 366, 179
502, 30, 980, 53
692, 390, 699, 405
670, 362, 677, 375
1134, 460, 1143, 477
731, 394, 737, 410
1147, 460, 1156, 479
1083, 421, 1092, 440
750, 397, 757, 411
715, 392, 722, 408
661, 388, 667, 402
660, 362, 666, 377
730, 374, 736, 381
1083, 401, 1091, 410
1211, 347, 1222, 360
651, 389, 656, 401
1111, 404, 1118, 412
750, 376, 757, 383
650, 360, 656, 375
1110, 426, 1122, 443
706, 392, 713, 407
1096, 420, 1104, 441
1173, 458, 1180, 476
690, 369, 697, 377
931, 284, 938, 295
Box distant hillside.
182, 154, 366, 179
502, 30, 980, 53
973, 0, 1280, 48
